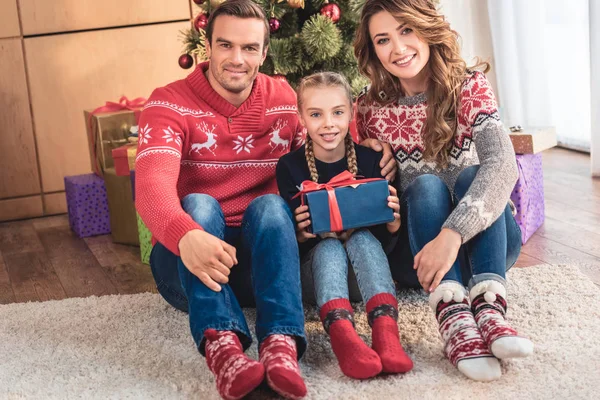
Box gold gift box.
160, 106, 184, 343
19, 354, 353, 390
84, 109, 137, 176
509, 127, 557, 154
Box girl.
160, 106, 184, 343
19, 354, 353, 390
276, 72, 413, 379
354, 0, 533, 382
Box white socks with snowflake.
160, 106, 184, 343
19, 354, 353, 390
430, 279, 534, 382
430, 281, 501, 381
469, 280, 534, 359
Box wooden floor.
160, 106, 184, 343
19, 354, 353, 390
0, 148, 598, 305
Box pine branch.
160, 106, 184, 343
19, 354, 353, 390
301, 14, 342, 62
268, 37, 303, 74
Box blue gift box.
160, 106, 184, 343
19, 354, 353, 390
304, 179, 394, 234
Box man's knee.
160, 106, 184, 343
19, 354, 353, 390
244, 194, 292, 228
454, 165, 480, 200
181, 193, 224, 226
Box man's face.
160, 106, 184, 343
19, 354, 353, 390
205, 15, 268, 96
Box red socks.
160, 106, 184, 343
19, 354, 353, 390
259, 334, 307, 399
204, 329, 265, 400
366, 293, 414, 373
320, 298, 382, 379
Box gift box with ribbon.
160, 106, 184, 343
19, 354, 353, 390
84, 96, 146, 176
112, 144, 138, 176
510, 153, 545, 243
294, 171, 394, 234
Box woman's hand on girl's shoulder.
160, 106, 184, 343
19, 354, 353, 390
294, 205, 317, 243
360, 138, 397, 182
386, 185, 401, 233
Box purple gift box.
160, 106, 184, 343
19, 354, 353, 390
510, 153, 545, 244
64, 173, 111, 238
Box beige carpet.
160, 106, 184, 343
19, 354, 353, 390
1, 264, 599, 400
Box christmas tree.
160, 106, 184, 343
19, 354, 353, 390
179, 0, 369, 96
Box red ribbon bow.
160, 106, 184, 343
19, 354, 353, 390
88, 96, 147, 176
293, 171, 383, 232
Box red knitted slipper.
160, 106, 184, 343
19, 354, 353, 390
259, 334, 307, 399
204, 329, 265, 400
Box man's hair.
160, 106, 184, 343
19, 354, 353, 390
205, 0, 270, 49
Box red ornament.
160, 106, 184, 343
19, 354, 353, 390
178, 54, 194, 69
194, 13, 209, 31
320, 3, 341, 23
193, 0, 205, 4
272, 74, 287, 83
269, 18, 281, 33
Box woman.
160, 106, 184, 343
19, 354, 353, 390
353, 0, 533, 382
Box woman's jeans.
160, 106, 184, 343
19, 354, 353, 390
388, 165, 522, 290
149, 193, 307, 357
301, 229, 396, 308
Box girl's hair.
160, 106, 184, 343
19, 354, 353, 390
297, 72, 358, 182
354, 0, 489, 168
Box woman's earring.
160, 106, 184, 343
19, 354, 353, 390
379, 91, 387, 100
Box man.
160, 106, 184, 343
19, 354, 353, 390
136, 1, 395, 399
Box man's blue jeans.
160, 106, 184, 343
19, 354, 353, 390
389, 166, 522, 290
149, 194, 307, 357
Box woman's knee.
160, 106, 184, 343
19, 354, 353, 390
181, 193, 224, 226
454, 165, 480, 200
402, 174, 451, 209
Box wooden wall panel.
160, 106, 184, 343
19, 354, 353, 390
0, 39, 41, 199
0, 0, 20, 38
44, 193, 67, 215
19, 0, 191, 35
24, 22, 190, 192
0, 196, 43, 221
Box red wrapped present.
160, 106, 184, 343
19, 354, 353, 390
112, 144, 137, 176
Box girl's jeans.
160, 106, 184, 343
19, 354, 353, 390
149, 194, 307, 357
301, 229, 396, 309
388, 165, 522, 290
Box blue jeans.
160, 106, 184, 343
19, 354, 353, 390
149, 194, 307, 357
301, 229, 396, 308
389, 166, 522, 289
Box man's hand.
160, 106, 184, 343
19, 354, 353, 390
178, 229, 238, 292
414, 228, 462, 293
360, 138, 397, 182
386, 185, 401, 233
294, 205, 317, 243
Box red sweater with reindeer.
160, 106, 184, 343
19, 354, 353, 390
135, 62, 305, 255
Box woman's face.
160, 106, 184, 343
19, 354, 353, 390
368, 10, 430, 93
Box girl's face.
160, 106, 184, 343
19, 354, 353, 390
299, 86, 351, 162
368, 10, 430, 94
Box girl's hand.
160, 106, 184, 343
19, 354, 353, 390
414, 228, 462, 293
386, 185, 401, 233
294, 205, 317, 243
